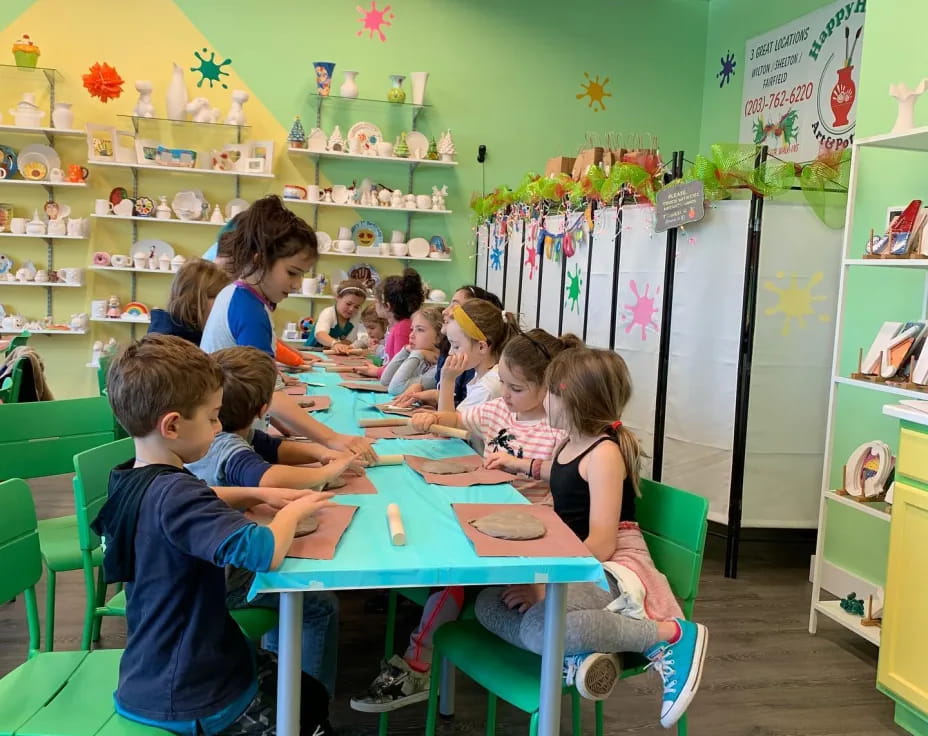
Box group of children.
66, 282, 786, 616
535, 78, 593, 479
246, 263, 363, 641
90, 195, 706, 735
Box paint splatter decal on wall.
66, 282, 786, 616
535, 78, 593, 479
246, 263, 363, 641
717, 51, 736, 88
524, 243, 538, 280
357, 2, 394, 42
191, 48, 231, 89
577, 72, 611, 112
764, 271, 829, 336
489, 242, 503, 270
82, 62, 124, 103
622, 280, 660, 341
565, 265, 583, 313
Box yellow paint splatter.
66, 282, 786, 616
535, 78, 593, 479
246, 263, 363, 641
764, 271, 830, 336
577, 72, 611, 112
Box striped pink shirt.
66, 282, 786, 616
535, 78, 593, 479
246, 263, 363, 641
459, 397, 565, 504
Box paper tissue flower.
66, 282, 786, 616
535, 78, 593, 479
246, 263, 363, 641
82, 62, 125, 103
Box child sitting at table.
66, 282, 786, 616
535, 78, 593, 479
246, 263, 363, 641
187, 345, 363, 697
91, 334, 335, 734
353, 304, 387, 359
304, 279, 368, 353
350, 328, 577, 713
148, 258, 230, 346
477, 348, 708, 728
355, 269, 424, 378
379, 306, 443, 394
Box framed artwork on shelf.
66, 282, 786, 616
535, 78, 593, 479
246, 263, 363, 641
135, 138, 159, 165
86, 124, 116, 162
248, 140, 274, 173
221, 143, 249, 172
245, 157, 265, 173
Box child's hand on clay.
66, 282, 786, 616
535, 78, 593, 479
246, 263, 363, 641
410, 411, 438, 432
484, 452, 529, 475
332, 342, 353, 355
393, 383, 424, 407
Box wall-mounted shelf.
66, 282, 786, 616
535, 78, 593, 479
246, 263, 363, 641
833, 376, 928, 401
0, 124, 84, 137
283, 197, 451, 216
845, 258, 928, 268
285, 293, 449, 306
0, 232, 87, 241
90, 316, 151, 325
90, 213, 224, 228
88, 265, 175, 276
0, 179, 87, 188
823, 490, 891, 522
0, 280, 81, 288
117, 114, 249, 131
87, 160, 274, 179
0, 328, 86, 336
812, 599, 881, 647
320, 252, 451, 263
288, 146, 456, 168
857, 125, 928, 152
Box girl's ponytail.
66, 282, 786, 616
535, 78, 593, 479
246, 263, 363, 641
608, 420, 643, 496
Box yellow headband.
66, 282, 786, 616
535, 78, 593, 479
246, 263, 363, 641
452, 304, 487, 342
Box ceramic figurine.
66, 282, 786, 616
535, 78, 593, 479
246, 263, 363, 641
339, 70, 359, 98
187, 97, 218, 123
391, 189, 403, 208
404, 193, 417, 209
387, 74, 406, 103
89, 340, 103, 368
890, 80, 928, 134
70, 313, 88, 331
11, 34, 40, 68
410, 72, 429, 106
426, 137, 440, 161
1, 314, 26, 331
52, 102, 74, 130
155, 195, 171, 220
288, 116, 307, 149
34, 269, 48, 283
209, 204, 224, 224
394, 132, 409, 158
438, 130, 455, 162
225, 90, 249, 125
15, 268, 30, 282
431, 185, 447, 210
106, 295, 121, 319
378, 188, 393, 207
307, 127, 327, 152
132, 80, 155, 118
327, 125, 344, 152
166, 63, 189, 121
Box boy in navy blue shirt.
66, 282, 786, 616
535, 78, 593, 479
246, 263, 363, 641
93, 334, 335, 735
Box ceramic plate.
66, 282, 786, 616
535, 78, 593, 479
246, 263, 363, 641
348, 262, 380, 291
18, 144, 59, 180
316, 231, 332, 252
347, 122, 383, 152
351, 220, 383, 250
429, 235, 447, 253
134, 196, 155, 217
408, 237, 430, 259
109, 186, 129, 205
132, 239, 175, 260
405, 131, 428, 159
0, 145, 18, 179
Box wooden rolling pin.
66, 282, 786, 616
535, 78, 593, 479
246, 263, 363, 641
358, 417, 470, 440
324, 348, 364, 355
369, 454, 403, 466
324, 364, 362, 373
387, 503, 406, 545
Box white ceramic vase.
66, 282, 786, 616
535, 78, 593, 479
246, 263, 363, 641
166, 63, 188, 121
340, 71, 359, 98
51, 102, 73, 130
410, 72, 429, 105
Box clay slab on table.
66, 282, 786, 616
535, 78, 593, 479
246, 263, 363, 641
364, 426, 449, 440
452, 503, 590, 558
405, 454, 517, 487
246, 503, 359, 559
299, 395, 332, 412
340, 381, 389, 393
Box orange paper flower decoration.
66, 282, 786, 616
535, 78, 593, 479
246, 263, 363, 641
82, 62, 124, 103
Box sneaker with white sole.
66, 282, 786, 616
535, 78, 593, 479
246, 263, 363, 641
349, 654, 430, 713
645, 619, 708, 728
563, 652, 621, 701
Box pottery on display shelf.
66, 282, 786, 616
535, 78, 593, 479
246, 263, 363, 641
410, 72, 429, 106
25, 210, 44, 235
340, 70, 359, 98
51, 102, 73, 130
403, 194, 417, 209
134, 252, 147, 270
133, 80, 155, 118
438, 130, 455, 161
10, 218, 25, 234
225, 90, 249, 125
47, 219, 66, 236
67, 218, 86, 237
10, 92, 43, 127
314, 62, 335, 97
387, 74, 406, 103
390, 229, 404, 244
171, 254, 187, 272
416, 195, 431, 210
337, 226, 352, 240
431, 185, 447, 210
209, 204, 224, 223
307, 127, 327, 152
375, 141, 393, 158
166, 63, 189, 121
288, 116, 307, 148
394, 132, 409, 158
187, 97, 219, 124
327, 125, 344, 152
70, 313, 88, 331
34, 269, 48, 283
155, 195, 171, 219
159, 255, 171, 272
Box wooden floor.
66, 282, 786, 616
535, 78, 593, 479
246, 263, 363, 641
0, 475, 903, 735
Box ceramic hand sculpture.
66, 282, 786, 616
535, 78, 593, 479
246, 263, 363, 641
889, 79, 928, 134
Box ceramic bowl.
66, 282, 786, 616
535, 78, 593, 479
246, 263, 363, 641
335, 239, 356, 254
390, 242, 409, 257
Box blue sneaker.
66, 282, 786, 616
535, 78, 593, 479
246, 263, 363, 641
563, 652, 621, 701
645, 620, 708, 728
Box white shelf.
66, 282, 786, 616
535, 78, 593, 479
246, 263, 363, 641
0, 179, 87, 188
284, 292, 448, 306
288, 146, 457, 167
823, 491, 891, 522
0, 328, 86, 336
857, 126, 928, 153
833, 375, 928, 400
813, 600, 881, 646
320, 251, 451, 263
91, 214, 224, 227
883, 402, 928, 428
283, 197, 452, 216
88, 265, 174, 275
0, 124, 84, 137
0, 232, 87, 240
844, 258, 928, 267
90, 316, 151, 325
0, 280, 81, 288
87, 160, 274, 179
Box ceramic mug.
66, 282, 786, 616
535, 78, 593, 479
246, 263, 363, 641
114, 199, 135, 217
337, 226, 352, 240
62, 267, 82, 285
306, 185, 320, 202
302, 277, 319, 296
10, 217, 25, 234
94, 199, 113, 216
90, 300, 107, 319
390, 229, 404, 244
331, 185, 348, 205
111, 254, 131, 267
49, 167, 64, 183
390, 242, 408, 257
375, 142, 394, 158
133, 253, 147, 270
379, 242, 391, 256
67, 218, 86, 237
283, 184, 307, 200
416, 195, 432, 210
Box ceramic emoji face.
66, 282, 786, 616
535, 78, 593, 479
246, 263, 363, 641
355, 225, 377, 247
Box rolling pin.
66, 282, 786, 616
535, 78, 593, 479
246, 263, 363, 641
370, 454, 403, 466
387, 503, 406, 545
324, 348, 364, 355
359, 416, 470, 440
324, 364, 362, 373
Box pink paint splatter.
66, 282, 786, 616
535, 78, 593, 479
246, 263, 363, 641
623, 280, 660, 341
357, 2, 394, 41
524, 244, 538, 280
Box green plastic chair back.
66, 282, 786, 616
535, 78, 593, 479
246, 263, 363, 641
0, 396, 116, 480
3, 331, 30, 357
0, 376, 12, 404
96, 354, 113, 397
0, 479, 44, 657
0, 359, 24, 403
73, 438, 134, 552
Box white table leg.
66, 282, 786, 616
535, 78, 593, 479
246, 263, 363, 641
277, 591, 304, 736
537, 582, 567, 736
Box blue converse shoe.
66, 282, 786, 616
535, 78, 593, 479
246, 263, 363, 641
563, 652, 621, 701
645, 620, 708, 728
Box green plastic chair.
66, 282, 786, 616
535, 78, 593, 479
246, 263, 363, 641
72, 438, 278, 648
425, 479, 710, 736
0, 396, 117, 651
0, 478, 171, 736
3, 331, 30, 357
0, 358, 25, 403
0, 376, 12, 404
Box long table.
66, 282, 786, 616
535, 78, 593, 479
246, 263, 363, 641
250, 368, 603, 736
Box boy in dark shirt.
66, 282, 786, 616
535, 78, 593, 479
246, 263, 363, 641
93, 334, 335, 735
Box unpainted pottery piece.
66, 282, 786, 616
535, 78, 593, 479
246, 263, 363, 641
469, 510, 546, 540
324, 477, 347, 490
295, 516, 319, 537
420, 459, 472, 475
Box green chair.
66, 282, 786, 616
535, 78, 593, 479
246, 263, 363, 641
3, 331, 30, 357
0, 376, 13, 404
425, 479, 710, 736
0, 478, 171, 736
0, 358, 25, 403
72, 438, 278, 648
96, 353, 113, 397
0, 396, 117, 651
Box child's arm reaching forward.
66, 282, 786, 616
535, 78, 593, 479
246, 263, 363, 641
258, 451, 365, 490
484, 452, 552, 480
277, 440, 355, 467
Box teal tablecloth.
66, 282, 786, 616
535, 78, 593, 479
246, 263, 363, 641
250, 365, 603, 595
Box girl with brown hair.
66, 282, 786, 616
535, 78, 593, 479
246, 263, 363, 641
304, 278, 368, 352
478, 348, 708, 728
148, 258, 230, 346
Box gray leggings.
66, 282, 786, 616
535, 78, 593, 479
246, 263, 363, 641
474, 580, 659, 656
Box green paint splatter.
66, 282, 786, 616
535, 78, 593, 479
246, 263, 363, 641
565, 265, 583, 312
191, 48, 231, 89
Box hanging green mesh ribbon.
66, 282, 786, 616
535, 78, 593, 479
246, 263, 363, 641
798, 149, 850, 230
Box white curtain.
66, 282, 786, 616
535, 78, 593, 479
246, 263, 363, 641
560, 212, 589, 339
586, 206, 619, 349
518, 215, 542, 329
485, 220, 506, 302
539, 214, 565, 335
475, 224, 489, 290
503, 218, 523, 315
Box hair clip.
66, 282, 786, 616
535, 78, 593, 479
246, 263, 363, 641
611, 420, 623, 430
559, 382, 567, 390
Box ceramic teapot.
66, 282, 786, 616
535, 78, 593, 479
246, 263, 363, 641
1, 314, 25, 331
